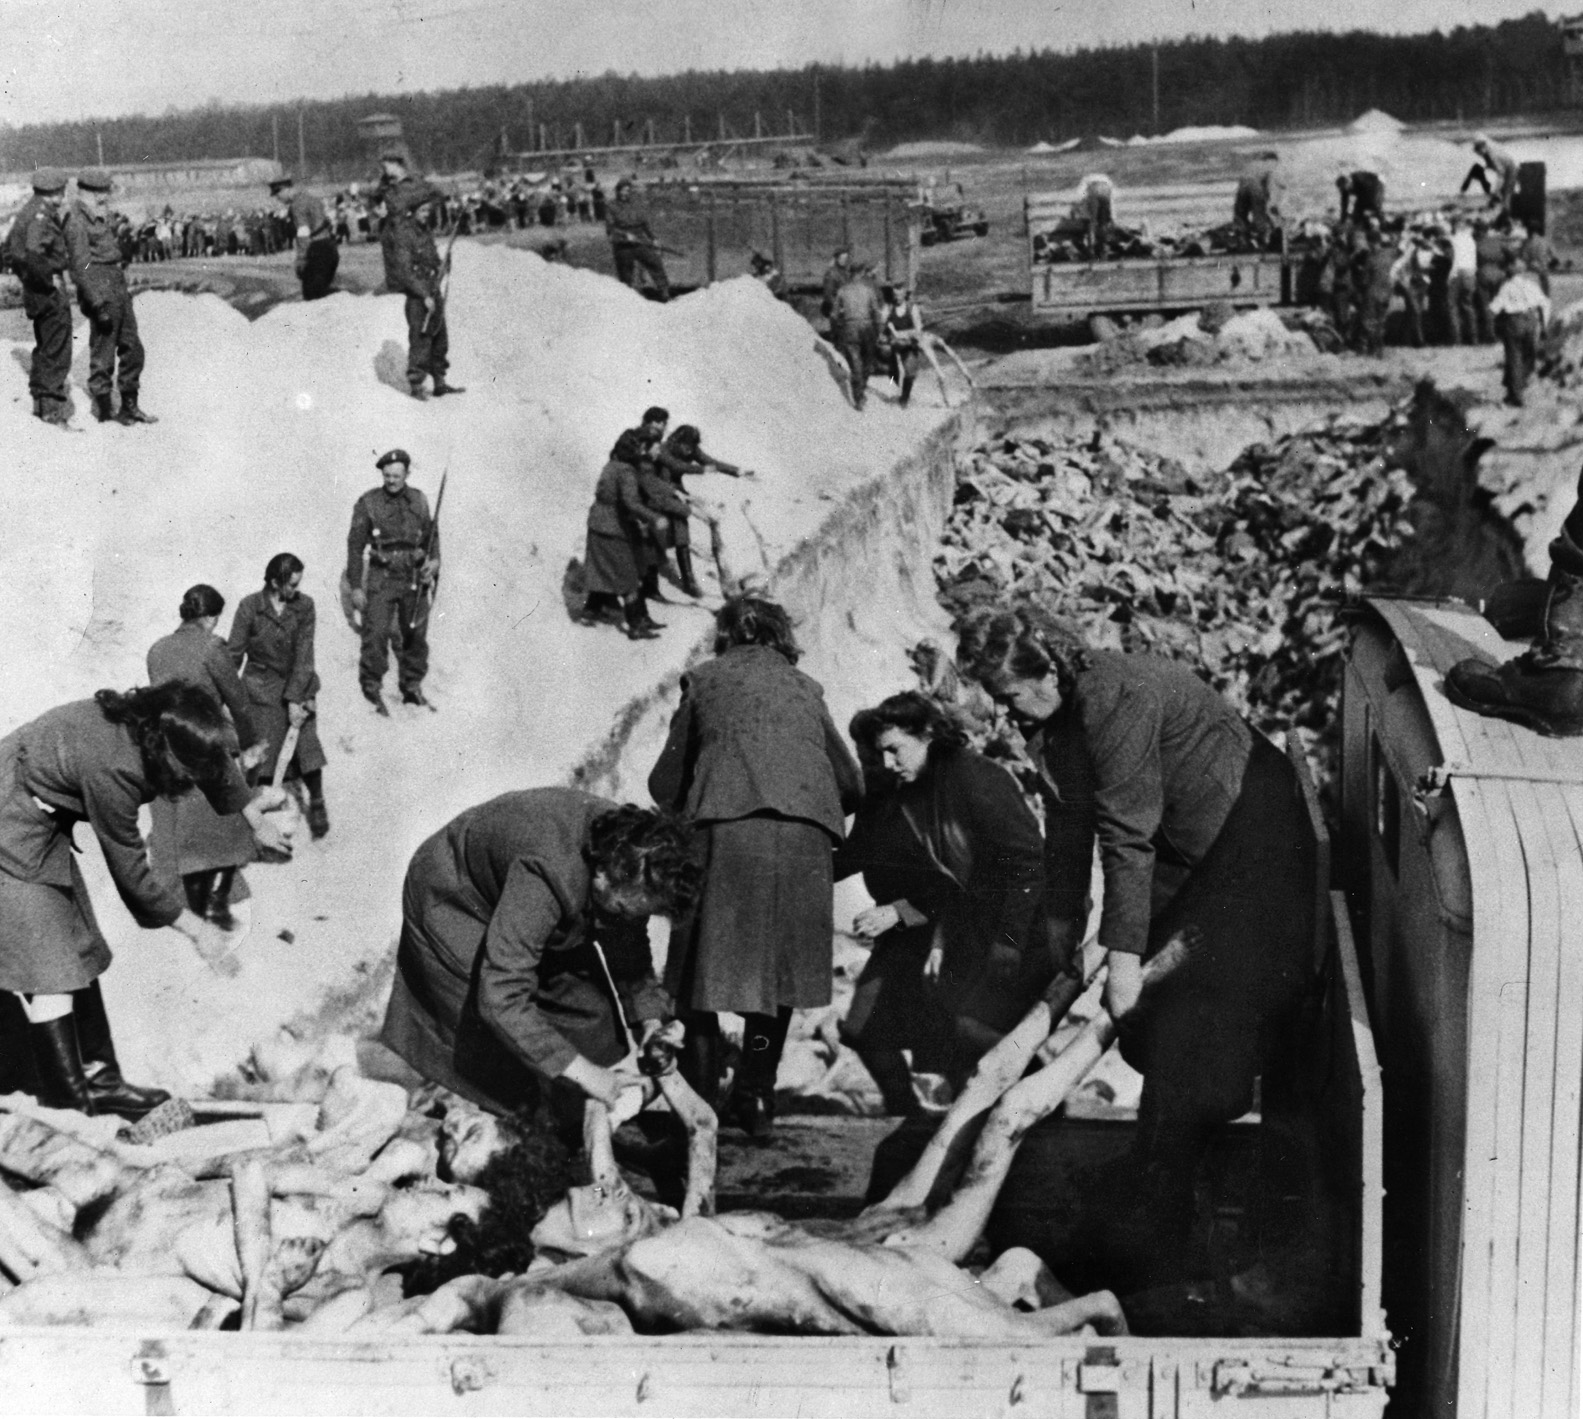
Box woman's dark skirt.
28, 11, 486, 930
0, 856, 112, 994
666, 813, 836, 1016
584, 528, 643, 598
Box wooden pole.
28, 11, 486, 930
883, 197, 893, 282
297, 107, 306, 179
813, 71, 822, 141
754, 111, 762, 139
646, 117, 655, 146
684, 113, 692, 144
1152, 45, 1160, 133
787, 109, 795, 138
574, 122, 584, 150
770, 193, 784, 275
706, 190, 717, 284
718, 110, 726, 141
272, 113, 280, 165
540, 122, 548, 152
526, 99, 534, 150
96, 131, 105, 167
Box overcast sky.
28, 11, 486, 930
0, 0, 1562, 128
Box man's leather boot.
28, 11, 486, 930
1448, 527, 1583, 736
92, 393, 115, 423
116, 395, 156, 425
675, 548, 703, 598
72, 979, 171, 1120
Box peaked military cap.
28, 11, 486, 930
31, 168, 66, 194
77, 168, 113, 192
269, 174, 295, 194
376, 448, 412, 469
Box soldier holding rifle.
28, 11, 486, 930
377, 151, 464, 400
605, 177, 671, 301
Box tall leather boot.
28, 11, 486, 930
115, 395, 157, 425
675, 547, 703, 599
679, 1015, 724, 1113
729, 1009, 791, 1142
72, 980, 171, 1120
29, 1013, 96, 1115
623, 596, 662, 641
205, 868, 237, 930
1448, 522, 1583, 735
91, 393, 115, 423
183, 871, 213, 917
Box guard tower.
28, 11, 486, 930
1562, 14, 1583, 101
357, 113, 408, 165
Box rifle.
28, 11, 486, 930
422, 219, 462, 334
409, 467, 448, 631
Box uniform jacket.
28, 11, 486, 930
648, 644, 862, 840
8, 196, 67, 294
287, 192, 332, 248
404, 787, 668, 1078
587, 458, 661, 540
831, 276, 883, 335
346, 485, 437, 585
62, 202, 129, 312
836, 748, 1044, 971
0, 699, 250, 927
604, 193, 654, 246
148, 621, 258, 750
380, 207, 442, 299
1030, 651, 1253, 958
226, 591, 320, 707
821, 261, 851, 318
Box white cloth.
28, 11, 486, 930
1449, 229, 1477, 276
1489, 272, 1551, 323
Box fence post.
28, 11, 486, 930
706, 190, 717, 285
883, 197, 894, 282
841, 192, 850, 250
770, 193, 784, 277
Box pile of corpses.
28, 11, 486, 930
937, 416, 1417, 784
0, 1005, 1132, 1340
1032, 220, 1280, 264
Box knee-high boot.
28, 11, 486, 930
72, 979, 171, 1120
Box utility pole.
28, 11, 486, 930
297, 106, 306, 179
1152, 45, 1160, 133
272, 113, 280, 165
96, 131, 104, 167
754, 111, 762, 139
813, 70, 822, 141
718, 109, 726, 141
526, 98, 534, 150
684, 113, 692, 144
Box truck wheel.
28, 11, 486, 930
920, 231, 937, 248
974, 222, 989, 237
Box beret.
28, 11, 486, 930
376, 448, 412, 469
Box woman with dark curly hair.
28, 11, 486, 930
0, 682, 282, 1118
648, 595, 862, 1139
957, 603, 1317, 1284
378, 788, 700, 1131
838, 691, 1048, 1114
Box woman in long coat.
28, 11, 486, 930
0, 684, 273, 1118
959, 605, 1316, 1281
581, 431, 670, 640
648, 595, 863, 1139
837, 691, 1048, 1113
148, 583, 264, 928
227, 551, 329, 839
378, 788, 699, 1129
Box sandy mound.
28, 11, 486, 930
1280, 131, 1475, 217
885, 140, 985, 159
0, 248, 950, 1090
1150, 125, 1263, 144
1348, 109, 1405, 136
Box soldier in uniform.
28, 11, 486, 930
377, 153, 462, 400
5, 169, 72, 426
347, 449, 441, 714
830, 263, 885, 410
63, 169, 155, 426
820, 246, 852, 323
605, 178, 670, 301
268, 173, 339, 301
1231, 151, 1284, 251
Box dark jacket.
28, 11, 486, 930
1030, 651, 1252, 958
831, 276, 882, 335
62, 202, 128, 312
392, 787, 668, 1081
148, 622, 258, 750
837, 747, 1044, 973
587, 458, 663, 541
8, 195, 67, 294
604, 193, 654, 246
227, 591, 320, 707
286, 192, 332, 248
380, 206, 442, 299
655, 432, 741, 482
648, 644, 862, 841
346, 485, 438, 585
0, 699, 250, 927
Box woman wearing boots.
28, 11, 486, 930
227, 553, 330, 839
648, 596, 863, 1139
837, 692, 1049, 1115
651, 424, 752, 599
581, 434, 670, 640
0, 684, 284, 1119
148, 583, 268, 929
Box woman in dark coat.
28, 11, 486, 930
959, 605, 1316, 1278
649, 424, 751, 598
0, 683, 273, 1118
148, 583, 267, 928
378, 789, 699, 1127
837, 691, 1048, 1114
581, 431, 670, 640
227, 551, 329, 839
648, 595, 863, 1138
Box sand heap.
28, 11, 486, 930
1347, 109, 1405, 137
0, 247, 952, 1093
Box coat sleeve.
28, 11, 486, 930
1038, 728, 1098, 930
616, 465, 659, 528
647, 686, 695, 811
225, 598, 255, 672
476, 861, 583, 1078
283, 599, 318, 705
62, 213, 94, 297
345, 497, 373, 586
822, 707, 863, 818
1084, 681, 1166, 958
20, 212, 61, 287
204, 638, 259, 747
80, 761, 184, 928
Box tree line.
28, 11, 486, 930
0, 11, 1571, 179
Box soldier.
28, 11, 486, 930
1231, 151, 1284, 250
605, 178, 670, 301
830, 263, 884, 410
5, 168, 72, 426
377, 154, 462, 400
268, 173, 339, 301
346, 449, 441, 714
63, 169, 155, 426
820, 246, 852, 322
1335, 169, 1384, 224
1462, 134, 1521, 226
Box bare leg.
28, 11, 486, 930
918, 336, 952, 406
231, 1158, 277, 1330
653, 1067, 717, 1218
881, 1013, 1117, 1263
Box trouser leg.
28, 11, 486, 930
613, 246, 638, 288
300, 240, 339, 300
679, 1011, 723, 1109
404, 294, 432, 388
359, 576, 402, 689
85, 307, 116, 399
633, 246, 670, 301
28, 293, 72, 405
736, 1008, 792, 1095
116, 296, 145, 397
427, 308, 449, 380
391, 583, 430, 694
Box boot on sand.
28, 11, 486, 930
92, 393, 115, 423
116, 395, 157, 425
29, 1014, 96, 1115
676, 547, 703, 599
1448, 525, 1583, 736
73, 980, 171, 1120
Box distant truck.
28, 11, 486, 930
918, 183, 989, 246
1024, 188, 1289, 321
